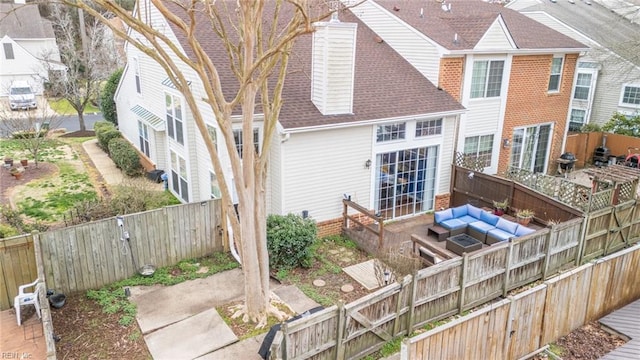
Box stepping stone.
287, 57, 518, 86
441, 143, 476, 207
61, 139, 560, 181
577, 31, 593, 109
340, 257, 353, 263
328, 249, 340, 255
313, 279, 326, 287
196, 266, 209, 274
341, 284, 354, 293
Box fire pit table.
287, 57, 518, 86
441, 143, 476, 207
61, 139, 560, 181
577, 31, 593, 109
446, 233, 482, 256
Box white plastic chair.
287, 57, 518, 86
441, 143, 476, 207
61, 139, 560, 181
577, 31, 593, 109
14, 279, 43, 326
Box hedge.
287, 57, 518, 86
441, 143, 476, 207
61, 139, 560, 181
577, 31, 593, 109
107, 138, 143, 176
95, 121, 121, 153
267, 213, 318, 269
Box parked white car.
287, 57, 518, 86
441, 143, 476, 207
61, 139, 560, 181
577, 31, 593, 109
9, 81, 37, 110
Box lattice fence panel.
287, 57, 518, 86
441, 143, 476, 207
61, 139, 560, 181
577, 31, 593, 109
535, 175, 558, 198
589, 189, 613, 212
558, 181, 590, 212
454, 152, 486, 172
617, 181, 635, 203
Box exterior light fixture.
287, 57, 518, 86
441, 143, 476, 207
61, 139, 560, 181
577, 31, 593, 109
503, 139, 511, 148
384, 270, 391, 285
365, 159, 372, 169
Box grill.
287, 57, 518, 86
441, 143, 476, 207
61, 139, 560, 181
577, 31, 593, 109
593, 136, 611, 167
559, 152, 576, 171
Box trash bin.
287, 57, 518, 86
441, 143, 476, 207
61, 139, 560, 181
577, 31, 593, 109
147, 169, 165, 183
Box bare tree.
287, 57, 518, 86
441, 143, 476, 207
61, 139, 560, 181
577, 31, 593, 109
0, 106, 61, 168
55, 0, 341, 326
44, 3, 121, 132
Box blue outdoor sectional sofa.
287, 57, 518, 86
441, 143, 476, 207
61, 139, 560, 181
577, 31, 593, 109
434, 204, 536, 245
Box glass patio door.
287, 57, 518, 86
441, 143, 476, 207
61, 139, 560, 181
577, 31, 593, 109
510, 124, 551, 173
375, 146, 438, 219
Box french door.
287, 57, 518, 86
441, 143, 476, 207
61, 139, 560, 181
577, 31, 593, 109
510, 124, 552, 173
375, 146, 438, 219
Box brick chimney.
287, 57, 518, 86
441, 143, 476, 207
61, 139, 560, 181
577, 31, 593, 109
311, 18, 357, 115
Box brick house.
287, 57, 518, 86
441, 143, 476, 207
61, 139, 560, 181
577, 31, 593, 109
348, 0, 588, 175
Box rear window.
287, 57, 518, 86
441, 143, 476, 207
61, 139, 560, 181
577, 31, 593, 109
10, 87, 32, 95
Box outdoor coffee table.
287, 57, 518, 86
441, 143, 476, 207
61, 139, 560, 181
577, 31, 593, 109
446, 233, 482, 256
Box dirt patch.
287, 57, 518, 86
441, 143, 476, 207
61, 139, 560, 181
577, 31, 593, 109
50, 292, 151, 360
1, 162, 58, 207
534, 321, 627, 360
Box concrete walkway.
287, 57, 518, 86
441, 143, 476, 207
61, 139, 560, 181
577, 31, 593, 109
129, 269, 319, 360
82, 138, 125, 185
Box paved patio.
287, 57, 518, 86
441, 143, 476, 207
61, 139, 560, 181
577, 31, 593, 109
0, 307, 47, 360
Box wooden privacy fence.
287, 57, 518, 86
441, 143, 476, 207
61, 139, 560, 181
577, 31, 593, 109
402, 244, 640, 360
0, 234, 38, 310
581, 199, 640, 262
0, 199, 223, 306
565, 132, 640, 169
270, 219, 585, 359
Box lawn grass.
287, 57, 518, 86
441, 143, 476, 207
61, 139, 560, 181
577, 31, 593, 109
48, 98, 100, 115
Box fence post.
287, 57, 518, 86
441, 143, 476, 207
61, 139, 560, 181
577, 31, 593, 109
503, 240, 514, 297
406, 272, 418, 333
401, 337, 411, 360
458, 253, 468, 313
342, 200, 348, 230
542, 230, 553, 280
336, 301, 346, 360
576, 215, 589, 265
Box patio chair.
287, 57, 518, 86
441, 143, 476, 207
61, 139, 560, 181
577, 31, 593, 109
14, 279, 43, 326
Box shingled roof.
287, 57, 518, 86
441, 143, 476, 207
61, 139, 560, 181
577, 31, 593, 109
372, 0, 587, 51
162, 1, 465, 130
0, 2, 55, 39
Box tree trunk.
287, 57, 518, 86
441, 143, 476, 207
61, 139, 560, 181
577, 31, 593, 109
77, 110, 87, 132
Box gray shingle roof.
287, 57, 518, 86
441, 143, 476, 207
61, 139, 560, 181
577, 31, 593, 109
163, 1, 465, 130
0, 3, 55, 39
372, 0, 587, 51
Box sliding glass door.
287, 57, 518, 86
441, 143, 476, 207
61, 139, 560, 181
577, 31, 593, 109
510, 124, 551, 173
375, 146, 438, 218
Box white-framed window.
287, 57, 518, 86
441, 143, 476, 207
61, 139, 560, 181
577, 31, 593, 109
415, 119, 442, 137
3, 43, 14, 60
233, 128, 259, 158
170, 150, 189, 202
569, 109, 587, 132
620, 85, 640, 106
206, 125, 218, 151
166, 93, 184, 145
137, 120, 150, 156
464, 135, 494, 167
470, 60, 504, 98
548, 56, 563, 92
133, 57, 141, 94
376, 122, 406, 142
573, 73, 592, 100
510, 124, 552, 173
210, 171, 221, 199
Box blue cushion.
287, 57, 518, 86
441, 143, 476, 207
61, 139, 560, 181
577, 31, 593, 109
515, 225, 536, 237
467, 205, 483, 220
496, 218, 518, 234
468, 220, 495, 233
457, 215, 478, 224
480, 211, 500, 226
435, 209, 453, 224
440, 218, 467, 230
487, 228, 513, 242
452, 205, 468, 218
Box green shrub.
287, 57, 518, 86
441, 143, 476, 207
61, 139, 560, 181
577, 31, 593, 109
108, 138, 142, 176
95, 121, 120, 152
267, 213, 317, 269
100, 68, 123, 126
0, 224, 18, 239
11, 130, 49, 139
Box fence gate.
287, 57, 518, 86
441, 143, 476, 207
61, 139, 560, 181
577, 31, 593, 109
340, 276, 412, 360
606, 200, 638, 255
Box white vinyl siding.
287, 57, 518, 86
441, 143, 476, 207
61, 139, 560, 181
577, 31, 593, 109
282, 126, 372, 221
348, 0, 441, 83
474, 18, 515, 51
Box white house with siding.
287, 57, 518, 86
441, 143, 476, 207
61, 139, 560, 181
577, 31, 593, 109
0, 1, 64, 96
508, 0, 640, 128
114, 0, 465, 228
346, 0, 589, 176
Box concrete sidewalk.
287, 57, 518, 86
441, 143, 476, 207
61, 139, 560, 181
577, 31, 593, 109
129, 269, 320, 360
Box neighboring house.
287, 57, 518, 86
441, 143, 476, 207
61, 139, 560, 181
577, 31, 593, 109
347, 0, 588, 175
114, 0, 465, 229
507, 0, 640, 130
0, 0, 65, 96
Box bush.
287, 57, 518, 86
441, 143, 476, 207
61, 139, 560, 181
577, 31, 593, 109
95, 121, 121, 152
602, 112, 640, 137
108, 138, 142, 176
100, 68, 123, 126
267, 213, 317, 270
11, 130, 48, 139
0, 223, 18, 239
